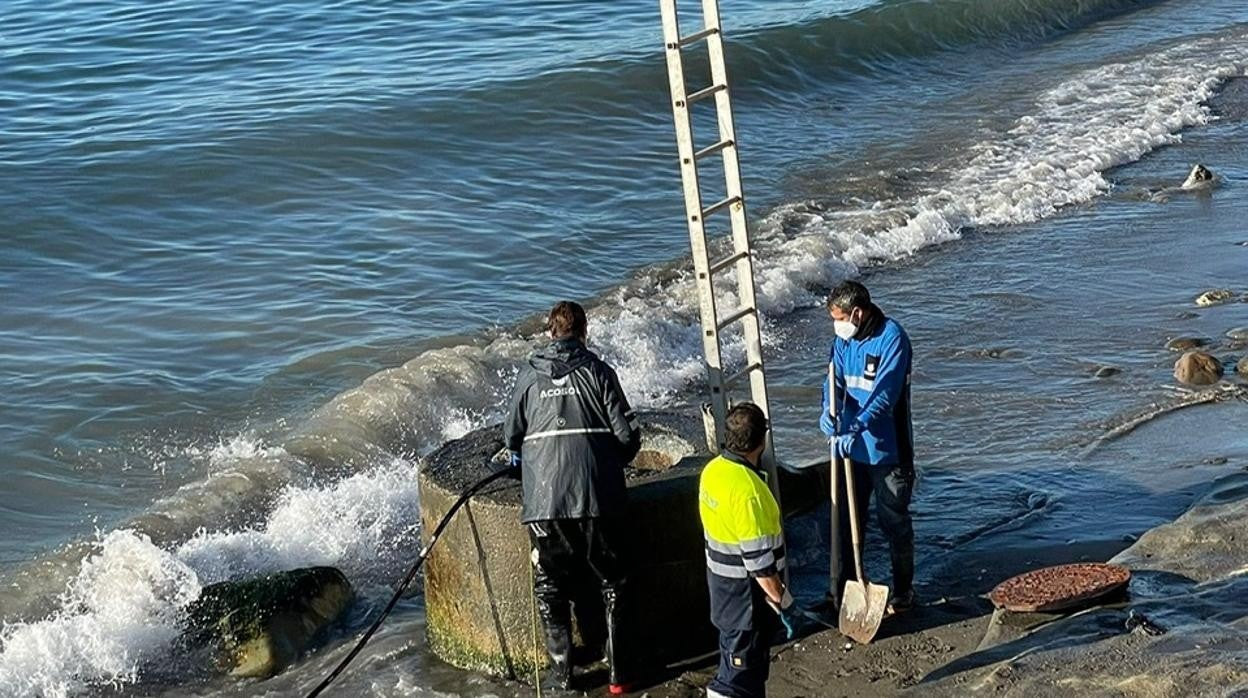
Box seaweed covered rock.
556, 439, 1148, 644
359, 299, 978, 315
186, 566, 353, 678
1194, 289, 1234, 307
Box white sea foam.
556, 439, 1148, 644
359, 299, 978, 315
177, 459, 422, 586
0, 462, 422, 697
0, 532, 200, 698
747, 33, 1248, 315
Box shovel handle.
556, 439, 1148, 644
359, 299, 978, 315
843, 456, 867, 584
829, 442, 841, 599
828, 364, 842, 605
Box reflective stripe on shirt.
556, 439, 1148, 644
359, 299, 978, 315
523, 427, 612, 441
705, 551, 787, 578
705, 554, 749, 579
845, 375, 874, 391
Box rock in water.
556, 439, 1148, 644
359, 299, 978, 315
1195, 289, 1234, 307
1165, 336, 1210, 352
186, 566, 353, 678
1181, 163, 1215, 189
1173, 351, 1224, 386
1238, 356, 1248, 378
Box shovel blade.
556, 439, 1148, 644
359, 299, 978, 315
838, 580, 889, 644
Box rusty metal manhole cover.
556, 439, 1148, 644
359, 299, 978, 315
989, 563, 1131, 613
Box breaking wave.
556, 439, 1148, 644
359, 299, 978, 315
0, 461, 421, 697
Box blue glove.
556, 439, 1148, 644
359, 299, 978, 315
506, 451, 522, 478
768, 590, 802, 640
834, 433, 855, 458
819, 410, 836, 437
778, 607, 802, 641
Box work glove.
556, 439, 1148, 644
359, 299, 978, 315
819, 410, 836, 437
767, 589, 802, 641
833, 432, 855, 458
505, 451, 522, 479
778, 607, 802, 641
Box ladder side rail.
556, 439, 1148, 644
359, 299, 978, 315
699, 0, 781, 502
660, 0, 730, 450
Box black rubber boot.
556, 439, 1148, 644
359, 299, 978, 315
536, 603, 573, 691
603, 586, 629, 694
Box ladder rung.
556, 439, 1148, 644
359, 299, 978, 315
716, 306, 755, 331
701, 195, 741, 219
687, 83, 727, 104
677, 26, 719, 47
694, 139, 734, 160
708, 250, 749, 275
724, 362, 762, 389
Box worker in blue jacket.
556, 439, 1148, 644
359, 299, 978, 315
819, 280, 916, 612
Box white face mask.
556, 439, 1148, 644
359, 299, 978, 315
833, 320, 858, 340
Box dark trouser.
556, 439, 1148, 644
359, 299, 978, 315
528, 517, 627, 683
834, 460, 915, 599
707, 603, 777, 698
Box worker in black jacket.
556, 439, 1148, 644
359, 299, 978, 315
505, 300, 641, 694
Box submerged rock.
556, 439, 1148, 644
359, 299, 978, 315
1165, 336, 1210, 352
1094, 366, 1122, 379
1227, 327, 1248, 342
1194, 289, 1234, 307
186, 566, 353, 678
1173, 351, 1223, 386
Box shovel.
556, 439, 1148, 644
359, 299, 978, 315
838, 455, 889, 644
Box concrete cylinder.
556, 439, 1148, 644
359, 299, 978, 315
419, 411, 828, 678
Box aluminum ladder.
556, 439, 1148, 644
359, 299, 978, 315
658, 0, 780, 502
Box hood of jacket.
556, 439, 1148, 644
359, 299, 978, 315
529, 337, 595, 379
854, 302, 885, 340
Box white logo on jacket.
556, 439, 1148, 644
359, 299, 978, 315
539, 386, 578, 398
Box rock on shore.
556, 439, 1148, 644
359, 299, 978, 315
185, 566, 353, 678
1173, 351, 1224, 386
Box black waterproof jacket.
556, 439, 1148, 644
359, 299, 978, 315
505, 338, 641, 523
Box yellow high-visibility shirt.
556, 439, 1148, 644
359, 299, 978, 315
698, 450, 786, 630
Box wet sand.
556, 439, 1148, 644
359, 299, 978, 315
615, 471, 1248, 698
600, 539, 1123, 697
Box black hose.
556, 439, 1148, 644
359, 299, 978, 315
305, 466, 514, 697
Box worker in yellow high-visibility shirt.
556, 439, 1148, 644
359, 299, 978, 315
698, 402, 801, 698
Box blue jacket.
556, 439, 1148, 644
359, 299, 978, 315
820, 307, 914, 468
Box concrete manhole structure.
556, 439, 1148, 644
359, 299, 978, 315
418, 410, 828, 678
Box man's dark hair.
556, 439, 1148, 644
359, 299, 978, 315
826, 280, 871, 313
547, 300, 588, 339
725, 402, 768, 454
